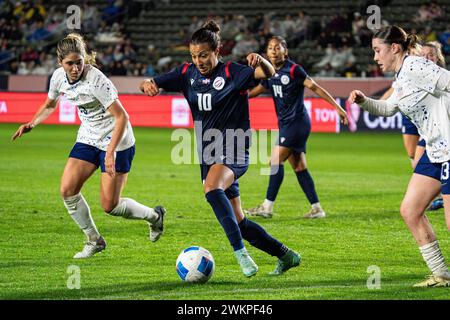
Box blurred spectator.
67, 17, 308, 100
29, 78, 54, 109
20, 46, 39, 63
315, 44, 355, 74
281, 14, 296, 39
26, 20, 51, 42
420, 26, 438, 42
231, 32, 258, 59
82, 1, 100, 33
103, 0, 125, 24
187, 16, 203, 35
317, 63, 337, 77
367, 64, 383, 77
270, 20, 286, 38
95, 21, 124, 43
341, 61, 359, 77
438, 30, 450, 54
291, 10, 309, 44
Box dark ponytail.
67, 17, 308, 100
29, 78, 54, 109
373, 25, 420, 53
190, 20, 221, 51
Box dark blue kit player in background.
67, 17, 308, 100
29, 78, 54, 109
140, 21, 301, 277
245, 36, 348, 220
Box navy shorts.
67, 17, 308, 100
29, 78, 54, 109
69, 142, 135, 173
417, 139, 426, 147
200, 160, 248, 200
414, 152, 450, 194
401, 115, 419, 136
277, 115, 311, 154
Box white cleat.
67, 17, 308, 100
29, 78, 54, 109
73, 236, 106, 259
303, 207, 326, 219
413, 275, 450, 287
244, 205, 273, 218
149, 206, 165, 242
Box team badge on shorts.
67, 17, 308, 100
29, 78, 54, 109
213, 77, 225, 90
281, 75, 290, 85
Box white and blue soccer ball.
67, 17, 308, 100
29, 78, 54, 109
176, 246, 215, 283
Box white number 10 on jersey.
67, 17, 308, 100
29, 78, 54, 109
197, 93, 212, 111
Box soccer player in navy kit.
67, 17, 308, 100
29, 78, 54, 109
141, 21, 300, 277
245, 36, 348, 219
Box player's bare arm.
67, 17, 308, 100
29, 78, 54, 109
248, 84, 267, 99
248, 53, 275, 80
12, 97, 58, 141
304, 77, 348, 125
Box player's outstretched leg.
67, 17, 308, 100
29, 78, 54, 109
106, 197, 166, 242
245, 165, 284, 219
101, 172, 166, 242
401, 174, 450, 287
206, 189, 258, 277
61, 158, 105, 259
238, 216, 301, 275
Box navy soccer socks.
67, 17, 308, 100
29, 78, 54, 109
296, 169, 319, 204
205, 189, 244, 251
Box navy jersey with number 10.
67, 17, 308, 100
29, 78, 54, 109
154, 61, 258, 164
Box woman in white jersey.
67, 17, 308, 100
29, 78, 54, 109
349, 26, 450, 287
12, 34, 166, 259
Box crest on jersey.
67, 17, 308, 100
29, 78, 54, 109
281, 75, 290, 85
213, 77, 225, 90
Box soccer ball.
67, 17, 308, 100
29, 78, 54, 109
176, 246, 215, 283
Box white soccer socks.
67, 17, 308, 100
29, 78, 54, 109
108, 198, 158, 223
419, 240, 450, 278
63, 193, 100, 242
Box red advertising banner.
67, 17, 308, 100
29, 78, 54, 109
0, 92, 340, 132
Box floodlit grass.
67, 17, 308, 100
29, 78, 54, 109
0, 123, 448, 299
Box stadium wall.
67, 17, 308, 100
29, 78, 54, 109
0, 76, 399, 133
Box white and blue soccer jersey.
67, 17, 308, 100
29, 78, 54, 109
390, 55, 450, 162
48, 65, 135, 151
154, 61, 258, 165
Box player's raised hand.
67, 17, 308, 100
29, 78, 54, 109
140, 78, 160, 96
337, 109, 349, 125
348, 90, 366, 104
246, 53, 261, 68
12, 122, 34, 141
104, 151, 116, 178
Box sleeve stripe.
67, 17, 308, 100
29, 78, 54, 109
225, 61, 231, 78
290, 64, 299, 79
181, 63, 190, 74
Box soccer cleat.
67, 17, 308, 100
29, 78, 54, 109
270, 250, 301, 275
303, 207, 326, 219
413, 275, 450, 288
149, 206, 165, 242
244, 205, 273, 218
427, 198, 444, 211
73, 236, 106, 259
234, 248, 258, 277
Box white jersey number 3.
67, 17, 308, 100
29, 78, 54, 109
442, 162, 449, 181
273, 85, 283, 98
197, 93, 212, 111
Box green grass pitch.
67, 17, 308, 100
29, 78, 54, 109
0, 123, 448, 299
